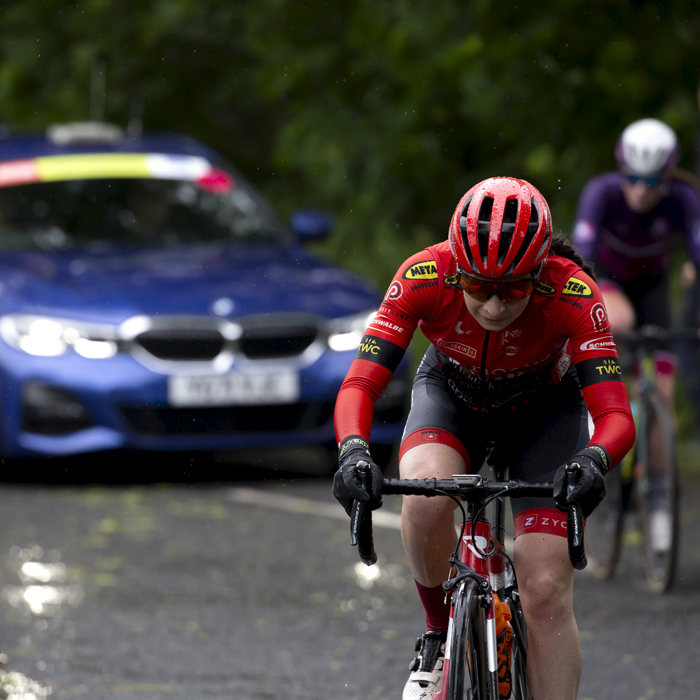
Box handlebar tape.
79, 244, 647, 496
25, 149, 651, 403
566, 465, 587, 570
350, 462, 377, 566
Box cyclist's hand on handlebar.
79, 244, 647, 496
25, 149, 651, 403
553, 445, 610, 518
332, 436, 383, 516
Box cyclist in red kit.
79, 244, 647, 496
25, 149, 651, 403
332, 177, 635, 700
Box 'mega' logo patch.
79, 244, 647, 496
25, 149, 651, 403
561, 276, 593, 298
444, 272, 461, 289
403, 260, 438, 281
534, 281, 556, 295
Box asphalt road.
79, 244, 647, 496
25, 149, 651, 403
0, 459, 699, 699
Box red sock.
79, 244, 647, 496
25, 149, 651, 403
415, 580, 451, 632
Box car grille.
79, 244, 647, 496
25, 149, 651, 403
239, 325, 317, 359
136, 329, 225, 361
130, 318, 319, 363
120, 401, 335, 436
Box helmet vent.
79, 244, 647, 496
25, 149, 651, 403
458, 196, 478, 271
498, 198, 518, 264
514, 198, 540, 259
477, 196, 494, 263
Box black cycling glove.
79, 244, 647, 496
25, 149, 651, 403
332, 435, 383, 516
553, 445, 610, 518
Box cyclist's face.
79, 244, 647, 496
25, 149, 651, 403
463, 291, 530, 330
620, 176, 666, 213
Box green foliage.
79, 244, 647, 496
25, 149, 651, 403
1, 1, 700, 457
0, 0, 699, 291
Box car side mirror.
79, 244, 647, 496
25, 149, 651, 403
291, 211, 334, 242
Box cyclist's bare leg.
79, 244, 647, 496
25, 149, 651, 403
601, 287, 636, 334
514, 532, 580, 700
399, 443, 466, 587
655, 370, 675, 408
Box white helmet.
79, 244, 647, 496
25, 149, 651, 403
615, 118, 678, 175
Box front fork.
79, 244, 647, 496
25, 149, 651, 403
436, 514, 502, 700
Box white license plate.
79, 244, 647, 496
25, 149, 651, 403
168, 372, 300, 407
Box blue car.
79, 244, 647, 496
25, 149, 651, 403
0, 122, 409, 464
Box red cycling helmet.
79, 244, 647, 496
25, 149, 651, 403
448, 177, 552, 279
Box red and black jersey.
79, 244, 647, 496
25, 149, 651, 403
335, 240, 635, 469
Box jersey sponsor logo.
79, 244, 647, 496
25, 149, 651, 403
590, 303, 609, 332
559, 296, 583, 310
593, 357, 622, 376
555, 349, 572, 380
402, 260, 438, 280
534, 280, 556, 295
517, 510, 568, 536
579, 335, 615, 352
355, 334, 405, 372
575, 356, 623, 386
443, 272, 462, 288
410, 280, 438, 290
522, 514, 567, 531
369, 317, 404, 333
562, 276, 593, 298
437, 339, 477, 358
385, 281, 403, 301
379, 305, 409, 321
502, 345, 520, 357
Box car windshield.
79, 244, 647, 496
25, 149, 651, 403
0, 177, 288, 251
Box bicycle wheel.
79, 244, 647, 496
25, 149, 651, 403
584, 466, 624, 579
446, 579, 489, 699
635, 391, 679, 593
507, 595, 529, 700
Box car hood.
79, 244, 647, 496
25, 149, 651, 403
0, 244, 381, 324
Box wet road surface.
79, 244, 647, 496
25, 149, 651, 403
0, 461, 699, 699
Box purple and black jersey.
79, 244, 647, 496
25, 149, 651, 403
573, 172, 700, 283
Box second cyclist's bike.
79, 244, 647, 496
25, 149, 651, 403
586, 326, 698, 593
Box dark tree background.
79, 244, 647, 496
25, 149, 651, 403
0, 0, 698, 285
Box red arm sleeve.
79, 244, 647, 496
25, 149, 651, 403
556, 270, 636, 468
333, 250, 441, 445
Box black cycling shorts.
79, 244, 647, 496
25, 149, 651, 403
399, 345, 590, 538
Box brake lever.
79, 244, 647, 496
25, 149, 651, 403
565, 464, 587, 571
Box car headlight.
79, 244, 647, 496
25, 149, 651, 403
0, 314, 119, 358
327, 310, 377, 352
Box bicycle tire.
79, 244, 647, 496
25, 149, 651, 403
507, 596, 529, 700
446, 579, 489, 699
635, 390, 679, 593
584, 467, 624, 579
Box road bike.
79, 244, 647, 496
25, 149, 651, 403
586, 326, 698, 593
349, 466, 585, 700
